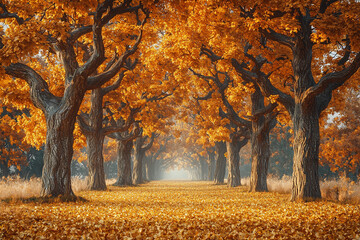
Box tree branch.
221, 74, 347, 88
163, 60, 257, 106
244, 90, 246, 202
142, 133, 156, 151
261, 28, 294, 50
301, 52, 360, 105
5, 63, 61, 114
232, 58, 295, 115
0, 3, 25, 24
86, 13, 147, 90
77, 113, 93, 135
101, 71, 125, 95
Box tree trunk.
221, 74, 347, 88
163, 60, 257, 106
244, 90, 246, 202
87, 133, 106, 190
41, 115, 77, 197
207, 150, 216, 181
227, 135, 248, 187
250, 87, 271, 192
132, 139, 145, 185
291, 105, 321, 200
0, 160, 10, 178
143, 157, 149, 182
84, 88, 107, 190
114, 139, 133, 186
147, 158, 156, 181
214, 141, 226, 184
291, 18, 321, 200
199, 158, 208, 180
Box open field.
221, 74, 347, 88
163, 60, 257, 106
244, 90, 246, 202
1, 181, 360, 239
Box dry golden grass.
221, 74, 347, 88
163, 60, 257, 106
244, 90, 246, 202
0, 176, 93, 199
1, 181, 360, 239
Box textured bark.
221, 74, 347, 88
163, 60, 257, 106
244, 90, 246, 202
114, 139, 133, 186
291, 104, 321, 200
4, 1, 147, 199
133, 137, 145, 185
132, 134, 154, 185
290, 15, 321, 200
227, 134, 249, 188
250, 88, 271, 192
132, 139, 145, 184
214, 141, 227, 184
87, 133, 106, 190
85, 89, 107, 190
207, 149, 216, 181
41, 110, 81, 197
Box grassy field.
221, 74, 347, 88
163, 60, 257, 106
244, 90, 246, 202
1, 181, 360, 239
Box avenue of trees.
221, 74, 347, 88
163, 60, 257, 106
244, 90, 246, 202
0, 0, 360, 201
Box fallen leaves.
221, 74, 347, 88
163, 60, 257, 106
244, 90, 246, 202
1, 181, 359, 239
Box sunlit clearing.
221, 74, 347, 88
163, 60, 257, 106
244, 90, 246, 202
162, 169, 190, 180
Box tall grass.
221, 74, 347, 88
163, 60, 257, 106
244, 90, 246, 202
1, 175, 359, 203
241, 175, 360, 203
0, 176, 89, 200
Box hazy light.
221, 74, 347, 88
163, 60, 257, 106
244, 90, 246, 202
162, 169, 190, 180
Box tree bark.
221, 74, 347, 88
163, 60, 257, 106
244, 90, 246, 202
0, 160, 10, 178
290, 15, 321, 201
41, 112, 80, 197
82, 88, 107, 191
87, 133, 106, 190
114, 139, 133, 186
227, 134, 249, 187
207, 149, 216, 181
291, 104, 321, 200
214, 141, 226, 184
132, 138, 145, 185
249, 87, 272, 192
200, 158, 208, 180
132, 134, 154, 185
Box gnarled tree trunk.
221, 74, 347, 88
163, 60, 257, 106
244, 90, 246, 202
249, 87, 273, 192
214, 141, 226, 184
114, 139, 133, 186
41, 110, 82, 197
290, 18, 321, 200
228, 133, 249, 188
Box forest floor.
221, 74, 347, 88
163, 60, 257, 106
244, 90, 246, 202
1, 181, 360, 239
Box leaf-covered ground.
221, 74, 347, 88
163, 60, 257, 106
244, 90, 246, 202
1, 181, 359, 239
